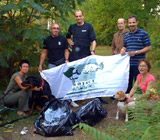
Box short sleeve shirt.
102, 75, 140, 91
43, 35, 68, 63
124, 28, 151, 66
137, 73, 155, 94
4, 72, 26, 94
67, 22, 96, 48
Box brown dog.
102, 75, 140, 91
114, 90, 128, 122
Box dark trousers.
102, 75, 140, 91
126, 65, 139, 93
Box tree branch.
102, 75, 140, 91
27, 8, 34, 23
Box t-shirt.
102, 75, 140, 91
43, 35, 68, 64
67, 22, 96, 60
67, 22, 96, 48
4, 72, 26, 94
137, 73, 155, 94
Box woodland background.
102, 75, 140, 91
0, 0, 160, 87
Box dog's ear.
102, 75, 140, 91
119, 91, 126, 100
30, 75, 41, 87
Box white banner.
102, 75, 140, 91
40, 54, 129, 101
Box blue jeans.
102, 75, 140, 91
126, 65, 139, 93
48, 63, 56, 69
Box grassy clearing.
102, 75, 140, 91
0, 46, 160, 140
95, 45, 112, 56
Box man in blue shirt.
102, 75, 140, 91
121, 15, 151, 93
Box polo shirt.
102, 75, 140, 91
124, 28, 151, 66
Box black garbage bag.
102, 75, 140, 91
34, 99, 77, 137
74, 98, 107, 126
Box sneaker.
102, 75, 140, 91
71, 101, 79, 107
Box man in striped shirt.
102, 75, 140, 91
120, 15, 151, 93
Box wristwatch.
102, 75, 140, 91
91, 50, 95, 53
135, 50, 138, 55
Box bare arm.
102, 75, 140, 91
64, 49, 69, 63
38, 49, 47, 72
127, 79, 138, 102
14, 76, 28, 90
128, 46, 151, 56
137, 81, 155, 100
90, 40, 96, 55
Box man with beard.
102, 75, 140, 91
121, 15, 151, 93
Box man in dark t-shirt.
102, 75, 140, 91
66, 10, 107, 106
38, 23, 69, 72
66, 10, 96, 61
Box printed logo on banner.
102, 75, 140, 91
63, 58, 104, 94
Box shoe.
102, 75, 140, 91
71, 101, 79, 107
98, 97, 108, 104
17, 111, 28, 117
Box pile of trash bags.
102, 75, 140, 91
34, 98, 107, 137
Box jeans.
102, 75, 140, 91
48, 63, 56, 69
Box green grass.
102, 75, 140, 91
95, 45, 112, 56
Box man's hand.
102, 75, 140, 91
128, 51, 137, 56
68, 40, 74, 48
33, 86, 43, 91
120, 48, 126, 55
65, 60, 69, 63
38, 65, 42, 72
90, 50, 95, 55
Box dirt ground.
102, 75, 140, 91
0, 98, 125, 140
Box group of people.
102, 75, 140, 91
3, 10, 157, 116
112, 15, 156, 105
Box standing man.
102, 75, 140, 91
66, 9, 96, 61
111, 18, 129, 55
66, 10, 97, 106
38, 23, 69, 72
121, 15, 151, 93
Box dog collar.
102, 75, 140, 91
41, 78, 44, 88
119, 97, 127, 102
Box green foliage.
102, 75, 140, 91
0, 0, 84, 82
75, 88, 160, 140
74, 123, 117, 140
78, 0, 160, 45
120, 99, 160, 139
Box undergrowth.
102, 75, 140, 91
75, 89, 160, 140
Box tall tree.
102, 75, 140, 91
0, 0, 84, 82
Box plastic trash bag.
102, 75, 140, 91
74, 98, 107, 126
34, 99, 76, 137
